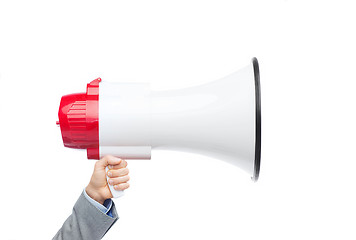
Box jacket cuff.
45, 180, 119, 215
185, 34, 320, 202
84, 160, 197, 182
73, 192, 119, 239
83, 188, 113, 215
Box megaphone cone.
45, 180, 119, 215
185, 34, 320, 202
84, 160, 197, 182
57, 58, 261, 182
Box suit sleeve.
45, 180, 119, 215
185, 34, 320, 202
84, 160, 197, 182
53, 192, 119, 240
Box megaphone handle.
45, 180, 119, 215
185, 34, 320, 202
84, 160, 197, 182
105, 166, 125, 198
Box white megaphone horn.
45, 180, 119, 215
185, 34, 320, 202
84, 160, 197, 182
57, 57, 262, 198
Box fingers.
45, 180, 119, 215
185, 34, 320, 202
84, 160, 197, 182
107, 171, 130, 191
113, 182, 130, 191
104, 155, 122, 166
107, 167, 129, 178
107, 175, 130, 186
96, 155, 122, 168
108, 159, 127, 169
100, 155, 130, 191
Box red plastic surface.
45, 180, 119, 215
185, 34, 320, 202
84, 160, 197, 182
57, 78, 101, 159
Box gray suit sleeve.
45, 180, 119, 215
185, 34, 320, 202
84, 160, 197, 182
53, 192, 119, 240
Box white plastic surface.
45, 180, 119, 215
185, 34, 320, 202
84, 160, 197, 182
100, 146, 151, 159
106, 166, 124, 198
149, 63, 256, 174
98, 60, 256, 176
99, 82, 151, 159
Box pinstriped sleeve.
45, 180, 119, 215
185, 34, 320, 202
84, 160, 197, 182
53, 192, 118, 240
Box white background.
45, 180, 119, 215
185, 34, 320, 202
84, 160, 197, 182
0, 0, 355, 239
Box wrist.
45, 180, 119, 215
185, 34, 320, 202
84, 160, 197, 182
85, 185, 106, 205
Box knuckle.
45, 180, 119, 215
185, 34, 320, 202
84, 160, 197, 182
94, 160, 101, 167
100, 155, 111, 165
107, 155, 115, 162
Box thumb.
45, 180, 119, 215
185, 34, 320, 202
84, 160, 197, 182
95, 155, 122, 169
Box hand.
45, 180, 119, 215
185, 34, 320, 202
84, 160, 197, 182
86, 155, 130, 204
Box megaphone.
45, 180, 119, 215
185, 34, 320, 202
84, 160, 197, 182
57, 57, 261, 197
